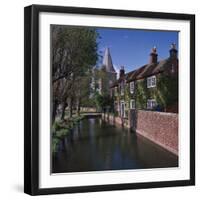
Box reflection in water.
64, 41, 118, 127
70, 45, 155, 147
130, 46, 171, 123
52, 118, 178, 173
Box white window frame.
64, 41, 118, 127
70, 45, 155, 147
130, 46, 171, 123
120, 100, 126, 118
147, 75, 156, 88
124, 102, 128, 117
130, 81, 135, 94
147, 99, 157, 109
120, 82, 125, 95
171, 64, 175, 73
130, 99, 135, 109
114, 87, 118, 96
114, 101, 118, 111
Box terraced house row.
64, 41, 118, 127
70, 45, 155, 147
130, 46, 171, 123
110, 43, 178, 119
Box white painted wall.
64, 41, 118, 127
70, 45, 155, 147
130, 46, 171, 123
0, 0, 199, 199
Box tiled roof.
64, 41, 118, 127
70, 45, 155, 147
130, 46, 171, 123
110, 76, 124, 87
110, 57, 175, 88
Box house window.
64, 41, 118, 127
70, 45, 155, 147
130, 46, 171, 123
120, 101, 126, 118
147, 75, 156, 88
114, 87, 117, 96
114, 101, 118, 111
130, 99, 135, 109
147, 99, 157, 109
120, 82, 125, 95
110, 89, 114, 97
130, 81, 134, 94
171, 64, 175, 73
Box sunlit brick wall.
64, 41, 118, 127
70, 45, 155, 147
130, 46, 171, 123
130, 110, 178, 155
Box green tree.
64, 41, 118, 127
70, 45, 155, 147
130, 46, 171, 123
51, 25, 99, 121
94, 93, 114, 113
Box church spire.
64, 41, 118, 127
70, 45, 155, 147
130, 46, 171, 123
102, 48, 116, 73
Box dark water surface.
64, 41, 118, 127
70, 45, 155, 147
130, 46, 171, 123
52, 117, 178, 173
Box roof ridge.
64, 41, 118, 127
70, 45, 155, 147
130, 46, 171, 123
125, 58, 169, 76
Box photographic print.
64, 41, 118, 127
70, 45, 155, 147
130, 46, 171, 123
24, 5, 195, 195
51, 26, 179, 173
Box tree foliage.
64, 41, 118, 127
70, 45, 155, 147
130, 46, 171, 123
94, 93, 114, 112
52, 25, 98, 82
51, 25, 99, 121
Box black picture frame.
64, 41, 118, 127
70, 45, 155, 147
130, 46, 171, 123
24, 4, 195, 196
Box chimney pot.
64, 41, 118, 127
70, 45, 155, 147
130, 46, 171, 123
119, 66, 125, 78
169, 43, 178, 59
149, 47, 158, 64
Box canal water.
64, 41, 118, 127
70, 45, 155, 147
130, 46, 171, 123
52, 117, 178, 173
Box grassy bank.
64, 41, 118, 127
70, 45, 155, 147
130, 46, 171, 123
52, 115, 85, 153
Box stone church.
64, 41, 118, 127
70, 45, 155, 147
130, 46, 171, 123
90, 48, 117, 97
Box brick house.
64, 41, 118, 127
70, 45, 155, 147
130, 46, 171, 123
110, 44, 178, 119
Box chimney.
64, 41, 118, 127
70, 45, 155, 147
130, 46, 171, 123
119, 66, 125, 78
169, 43, 178, 59
149, 46, 158, 64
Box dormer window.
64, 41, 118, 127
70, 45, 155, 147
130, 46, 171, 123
130, 81, 134, 94
147, 75, 156, 88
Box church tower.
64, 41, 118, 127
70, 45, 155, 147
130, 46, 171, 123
99, 48, 117, 95
102, 48, 116, 73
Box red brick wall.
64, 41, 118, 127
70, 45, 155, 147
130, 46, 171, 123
130, 110, 178, 155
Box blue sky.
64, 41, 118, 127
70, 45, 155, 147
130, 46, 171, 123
97, 28, 178, 73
